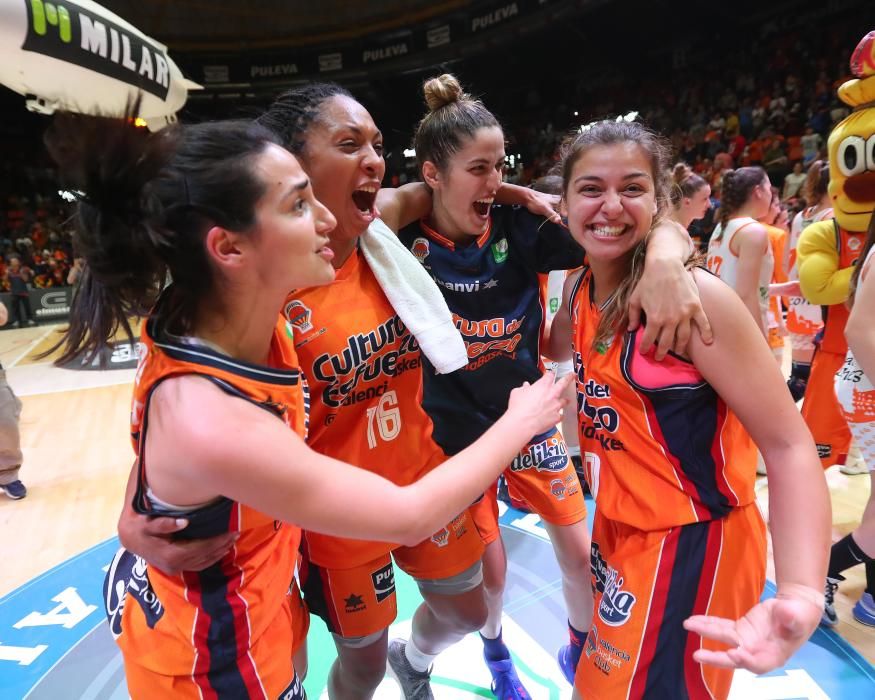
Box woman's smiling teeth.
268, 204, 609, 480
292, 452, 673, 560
590, 224, 627, 238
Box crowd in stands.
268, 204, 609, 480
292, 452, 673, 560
496, 10, 859, 241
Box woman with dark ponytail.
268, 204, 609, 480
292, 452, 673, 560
48, 109, 570, 699
706, 167, 774, 337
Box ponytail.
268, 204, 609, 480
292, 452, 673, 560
713, 166, 766, 239
670, 162, 707, 208
45, 105, 280, 364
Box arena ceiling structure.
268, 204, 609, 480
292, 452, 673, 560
99, 0, 598, 95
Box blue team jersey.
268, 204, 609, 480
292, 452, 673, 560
398, 205, 584, 454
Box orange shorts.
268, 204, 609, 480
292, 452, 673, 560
300, 509, 483, 639
122, 594, 304, 700
289, 578, 309, 657
471, 427, 587, 546
576, 503, 766, 700
801, 348, 852, 468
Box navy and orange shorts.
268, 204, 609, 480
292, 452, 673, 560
301, 509, 484, 640
576, 503, 766, 700
471, 426, 587, 546
802, 349, 852, 468
121, 593, 304, 700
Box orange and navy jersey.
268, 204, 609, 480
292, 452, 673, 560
568, 269, 756, 531
286, 246, 448, 568
816, 220, 867, 355
110, 296, 308, 690
397, 207, 583, 454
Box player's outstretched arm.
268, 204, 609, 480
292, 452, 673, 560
139, 372, 570, 552
682, 269, 829, 674
629, 219, 713, 359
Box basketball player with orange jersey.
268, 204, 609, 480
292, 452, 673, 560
549, 120, 828, 700
50, 110, 570, 699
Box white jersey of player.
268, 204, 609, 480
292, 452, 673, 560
706, 216, 774, 333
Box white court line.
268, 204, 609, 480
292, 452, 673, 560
7, 325, 55, 368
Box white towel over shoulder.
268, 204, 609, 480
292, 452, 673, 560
359, 219, 468, 374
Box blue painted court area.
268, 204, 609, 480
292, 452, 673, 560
1, 502, 873, 699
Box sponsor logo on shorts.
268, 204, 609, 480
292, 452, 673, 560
816, 443, 833, 459
585, 624, 599, 658
510, 432, 569, 473
584, 622, 632, 676
278, 673, 304, 700
431, 527, 450, 548
550, 478, 566, 500
592, 544, 636, 627
564, 474, 580, 497
370, 563, 395, 603
451, 514, 468, 538
104, 549, 164, 640
343, 593, 366, 613
284, 300, 313, 333
411, 237, 430, 263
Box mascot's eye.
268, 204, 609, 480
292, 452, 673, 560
837, 136, 866, 177
867, 135, 875, 171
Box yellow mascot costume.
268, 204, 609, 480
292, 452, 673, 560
797, 30, 875, 469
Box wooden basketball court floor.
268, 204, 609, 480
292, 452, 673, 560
1, 322, 873, 697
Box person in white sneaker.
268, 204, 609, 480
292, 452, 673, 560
828, 212, 875, 627
0, 300, 26, 500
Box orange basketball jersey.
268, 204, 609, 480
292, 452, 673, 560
569, 269, 756, 531
286, 249, 447, 568
109, 307, 308, 698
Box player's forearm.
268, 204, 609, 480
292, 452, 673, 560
403, 411, 541, 543
645, 220, 693, 263
740, 292, 766, 337
765, 442, 831, 592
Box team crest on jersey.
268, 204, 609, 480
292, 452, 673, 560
491, 238, 509, 263
104, 548, 164, 640
284, 300, 313, 334
411, 237, 430, 263
592, 543, 636, 626
431, 527, 450, 548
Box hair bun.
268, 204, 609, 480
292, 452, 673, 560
423, 74, 465, 112
672, 162, 693, 184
